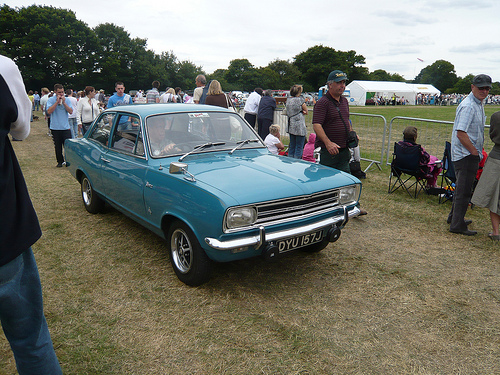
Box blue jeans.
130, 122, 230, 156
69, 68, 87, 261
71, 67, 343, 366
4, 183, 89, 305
68, 118, 78, 138
0, 248, 62, 375
288, 135, 305, 159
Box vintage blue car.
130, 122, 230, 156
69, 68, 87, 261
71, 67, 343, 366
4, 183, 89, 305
65, 104, 362, 286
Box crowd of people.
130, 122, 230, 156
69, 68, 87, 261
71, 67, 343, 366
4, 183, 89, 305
26, 73, 500, 237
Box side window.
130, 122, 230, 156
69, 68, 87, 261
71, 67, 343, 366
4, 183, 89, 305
111, 114, 143, 155
89, 113, 115, 146
135, 130, 145, 156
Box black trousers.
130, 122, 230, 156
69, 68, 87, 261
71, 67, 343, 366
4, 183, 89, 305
257, 117, 272, 140
51, 129, 72, 164
244, 113, 257, 129
449, 154, 480, 231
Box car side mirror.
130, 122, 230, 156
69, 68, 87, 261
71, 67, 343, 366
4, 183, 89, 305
169, 161, 188, 174
169, 162, 195, 182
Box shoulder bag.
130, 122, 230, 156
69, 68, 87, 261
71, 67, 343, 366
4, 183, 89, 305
225, 94, 236, 112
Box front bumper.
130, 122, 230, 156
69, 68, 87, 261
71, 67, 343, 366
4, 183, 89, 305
205, 206, 360, 251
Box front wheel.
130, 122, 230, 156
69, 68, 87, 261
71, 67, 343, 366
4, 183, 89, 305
167, 221, 212, 286
301, 237, 330, 253
81, 175, 104, 214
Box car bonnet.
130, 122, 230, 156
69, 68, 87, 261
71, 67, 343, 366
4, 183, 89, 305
172, 152, 360, 206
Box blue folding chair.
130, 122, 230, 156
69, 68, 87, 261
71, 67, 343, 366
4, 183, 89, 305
439, 141, 455, 204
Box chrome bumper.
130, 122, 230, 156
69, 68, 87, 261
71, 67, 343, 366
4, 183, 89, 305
205, 206, 360, 251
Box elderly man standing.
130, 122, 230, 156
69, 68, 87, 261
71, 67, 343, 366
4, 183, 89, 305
313, 70, 367, 215
313, 70, 355, 172
193, 74, 206, 104
448, 74, 492, 236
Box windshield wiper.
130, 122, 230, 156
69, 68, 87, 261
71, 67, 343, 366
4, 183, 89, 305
229, 139, 260, 155
178, 142, 225, 161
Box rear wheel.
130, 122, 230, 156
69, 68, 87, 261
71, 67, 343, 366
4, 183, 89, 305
167, 221, 212, 286
81, 175, 104, 214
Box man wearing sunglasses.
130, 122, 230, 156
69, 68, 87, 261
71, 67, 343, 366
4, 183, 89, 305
448, 74, 492, 235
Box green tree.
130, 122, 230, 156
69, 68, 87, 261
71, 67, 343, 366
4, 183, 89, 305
173, 60, 205, 92
265, 59, 301, 89
447, 74, 474, 94
93, 23, 152, 91
491, 81, 500, 96
0, 5, 98, 90
368, 69, 405, 82
413, 60, 458, 92
208, 68, 229, 91
293, 45, 368, 91
225, 59, 261, 91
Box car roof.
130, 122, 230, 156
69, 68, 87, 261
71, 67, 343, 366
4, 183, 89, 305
104, 103, 232, 117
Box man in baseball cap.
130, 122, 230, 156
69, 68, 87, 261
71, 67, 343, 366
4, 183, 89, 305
448, 73, 493, 235
472, 74, 492, 88
312, 69, 367, 216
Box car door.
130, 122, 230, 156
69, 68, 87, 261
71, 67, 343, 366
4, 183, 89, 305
100, 113, 149, 218
85, 112, 115, 196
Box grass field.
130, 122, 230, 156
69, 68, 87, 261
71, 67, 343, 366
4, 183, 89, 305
2, 106, 500, 374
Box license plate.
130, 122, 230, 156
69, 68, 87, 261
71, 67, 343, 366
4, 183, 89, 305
276, 230, 323, 253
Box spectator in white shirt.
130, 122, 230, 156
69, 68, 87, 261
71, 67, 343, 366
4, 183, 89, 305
243, 88, 263, 128
76, 86, 100, 136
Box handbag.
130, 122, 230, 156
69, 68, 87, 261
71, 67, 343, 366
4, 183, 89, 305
326, 95, 358, 149
225, 94, 236, 112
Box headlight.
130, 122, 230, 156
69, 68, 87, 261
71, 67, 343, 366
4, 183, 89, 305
225, 206, 257, 229
339, 184, 361, 205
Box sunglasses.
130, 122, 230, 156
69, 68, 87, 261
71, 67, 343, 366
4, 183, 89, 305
477, 87, 491, 91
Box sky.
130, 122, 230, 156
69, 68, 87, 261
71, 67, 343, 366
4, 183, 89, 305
6, 0, 500, 83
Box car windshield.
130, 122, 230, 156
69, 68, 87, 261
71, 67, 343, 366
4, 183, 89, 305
146, 111, 264, 158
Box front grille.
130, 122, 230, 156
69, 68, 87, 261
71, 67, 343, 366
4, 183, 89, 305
255, 189, 340, 225
224, 189, 341, 233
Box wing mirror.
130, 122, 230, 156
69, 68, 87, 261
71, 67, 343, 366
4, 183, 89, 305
169, 162, 195, 182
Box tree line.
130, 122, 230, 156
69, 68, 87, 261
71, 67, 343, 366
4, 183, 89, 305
1, 5, 498, 95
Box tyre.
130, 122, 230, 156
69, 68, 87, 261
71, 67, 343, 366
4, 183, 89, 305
81, 175, 105, 214
301, 237, 330, 253
167, 220, 212, 286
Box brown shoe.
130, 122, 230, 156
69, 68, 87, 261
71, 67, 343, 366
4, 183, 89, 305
358, 208, 368, 216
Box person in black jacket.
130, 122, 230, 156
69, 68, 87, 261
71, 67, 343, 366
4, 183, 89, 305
257, 89, 277, 140
0, 54, 62, 374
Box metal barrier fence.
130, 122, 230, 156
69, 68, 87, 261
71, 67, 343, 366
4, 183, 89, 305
350, 113, 387, 171
386, 117, 454, 165
385, 117, 493, 166
236, 107, 494, 169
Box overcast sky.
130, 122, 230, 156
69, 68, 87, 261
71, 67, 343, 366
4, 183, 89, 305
7, 0, 500, 83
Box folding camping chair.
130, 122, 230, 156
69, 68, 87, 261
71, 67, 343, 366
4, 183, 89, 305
388, 142, 427, 198
439, 141, 455, 204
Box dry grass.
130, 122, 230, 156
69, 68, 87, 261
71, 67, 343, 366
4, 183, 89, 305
1, 109, 500, 374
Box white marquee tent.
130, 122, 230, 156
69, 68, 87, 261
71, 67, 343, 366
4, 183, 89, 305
406, 83, 441, 95
346, 80, 440, 106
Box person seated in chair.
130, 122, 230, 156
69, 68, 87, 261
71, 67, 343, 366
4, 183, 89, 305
398, 126, 442, 188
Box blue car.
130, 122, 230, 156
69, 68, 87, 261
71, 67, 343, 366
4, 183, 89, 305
65, 104, 362, 286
